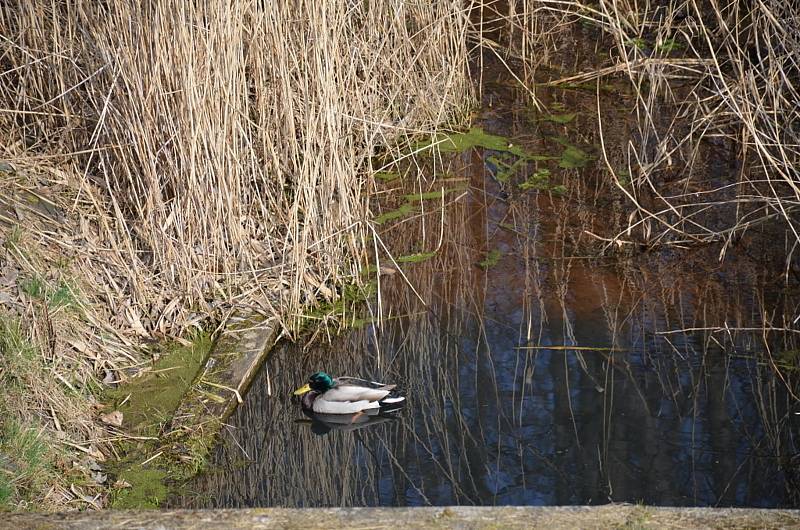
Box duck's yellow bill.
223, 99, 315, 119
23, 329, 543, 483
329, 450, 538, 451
293, 383, 311, 396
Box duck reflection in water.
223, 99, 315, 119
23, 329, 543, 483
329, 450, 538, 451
298, 406, 403, 436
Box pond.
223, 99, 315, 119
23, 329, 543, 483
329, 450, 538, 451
171, 62, 800, 510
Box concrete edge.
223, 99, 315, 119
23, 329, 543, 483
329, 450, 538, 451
6, 505, 800, 529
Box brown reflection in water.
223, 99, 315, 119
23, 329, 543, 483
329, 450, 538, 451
172, 63, 799, 509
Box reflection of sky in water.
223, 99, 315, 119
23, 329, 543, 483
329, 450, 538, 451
175, 136, 793, 511
175, 258, 791, 508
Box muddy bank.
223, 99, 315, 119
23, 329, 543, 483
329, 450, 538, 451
8, 505, 800, 529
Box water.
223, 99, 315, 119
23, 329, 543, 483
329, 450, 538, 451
173, 64, 799, 510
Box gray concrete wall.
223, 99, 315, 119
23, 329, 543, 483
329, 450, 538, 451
6, 505, 800, 529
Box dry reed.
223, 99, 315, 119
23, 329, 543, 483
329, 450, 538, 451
0, 1, 474, 337
0, 0, 476, 509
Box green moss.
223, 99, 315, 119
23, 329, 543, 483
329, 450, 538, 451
106, 334, 212, 437
111, 468, 168, 509
104, 334, 215, 509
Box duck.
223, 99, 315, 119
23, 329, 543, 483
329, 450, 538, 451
293, 371, 405, 414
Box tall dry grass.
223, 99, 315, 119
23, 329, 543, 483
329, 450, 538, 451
0, 1, 474, 337
587, 0, 800, 255
0, 0, 475, 509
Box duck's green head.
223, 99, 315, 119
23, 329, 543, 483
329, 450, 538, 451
293, 371, 334, 395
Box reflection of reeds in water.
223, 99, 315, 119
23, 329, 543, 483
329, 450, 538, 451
175, 83, 797, 508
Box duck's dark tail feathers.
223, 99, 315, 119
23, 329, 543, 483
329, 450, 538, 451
378, 389, 406, 412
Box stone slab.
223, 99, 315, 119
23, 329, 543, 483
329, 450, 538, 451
4, 505, 800, 530
170, 313, 280, 433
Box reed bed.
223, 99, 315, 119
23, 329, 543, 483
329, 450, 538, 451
0, 0, 474, 509
0, 0, 474, 335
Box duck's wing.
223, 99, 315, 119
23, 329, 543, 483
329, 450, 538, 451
312, 397, 380, 414
335, 376, 397, 390
323, 384, 393, 403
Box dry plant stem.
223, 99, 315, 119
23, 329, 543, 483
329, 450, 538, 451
520, 0, 800, 261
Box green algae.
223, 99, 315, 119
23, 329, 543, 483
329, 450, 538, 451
478, 249, 502, 269
413, 127, 536, 159
374, 170, 400, 182
105, 335, 213, 509
656, 38, 683, 53
555, 82, 615, 92
415, 127, 519, 154
395, 251, 436, 264
549, 137, 594, 169
106, 335, 212, 436
519, 168, 553, 191
402, 185, 467, 202
112, 469, 168, 509
374, 185, 467, 226
487, 155, 530, 183
541, 113, 577, 124
558, 144, 592, 169
374, 203, 416, 225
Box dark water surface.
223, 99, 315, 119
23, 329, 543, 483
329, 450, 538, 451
174, 71, 799, 509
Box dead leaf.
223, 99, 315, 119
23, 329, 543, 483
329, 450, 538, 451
124, 305, 149, 336
66, 337, 89, 354
88, 445, 107, 462
99, 410, 123, 427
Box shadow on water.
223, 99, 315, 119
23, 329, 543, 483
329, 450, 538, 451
172, 62, 800, 509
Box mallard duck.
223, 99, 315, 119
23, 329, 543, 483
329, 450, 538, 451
293, 371, 405, 414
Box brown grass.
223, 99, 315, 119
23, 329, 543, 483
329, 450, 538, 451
0, 0, 476, 510
0, 1, 474, 335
